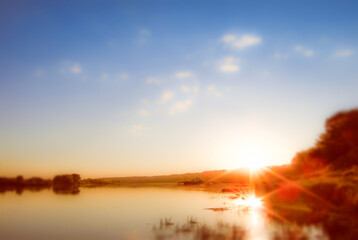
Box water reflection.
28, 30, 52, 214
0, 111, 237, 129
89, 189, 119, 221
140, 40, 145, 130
152, 213, 328, 240
0, 185, 51, 195
153, 218, 246, 240
265, 204, 358, 240
233, 195, 263, 209
0, 187, 356, 239
0, 185, 79, 195
53, 185, 80, 195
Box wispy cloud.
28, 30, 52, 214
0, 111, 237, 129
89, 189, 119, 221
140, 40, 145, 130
133, 125, 145, 131
222, 34, 236, 43
334, 49, 354, 57
169, 99, 193, 115
58, 61, 83, 75
100, 73, 109, 81
274, 52, 290, 60
34, 68, 45, 77
139, 28, 151, 36
146, 77, 161, 85
138, 28, 151, 45
303, 50, 314, 57
219, 56, 240, 72
71, 63, 82, 74
130, 124, 151, 135
180, 85, 199, 94
294, 45, 303, 51
118, 73, 129, 80
138, 109, 149, 117
220, 64, 239, 72
174, 71, 193, 79
294, 45, 314, 57
223, 56, 237, 63
207, 85, 222, 97
161, 91, 175, 102
274, 53, 281, 59
222, 34, 262, 50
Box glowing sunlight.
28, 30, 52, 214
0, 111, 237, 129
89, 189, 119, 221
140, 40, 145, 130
223, 139, 270, 170
235, 195, 263, 209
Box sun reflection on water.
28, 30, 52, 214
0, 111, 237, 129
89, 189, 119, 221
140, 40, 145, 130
234, 195, 263, 209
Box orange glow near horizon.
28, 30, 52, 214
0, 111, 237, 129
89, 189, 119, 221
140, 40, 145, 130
221, 134, 290, 171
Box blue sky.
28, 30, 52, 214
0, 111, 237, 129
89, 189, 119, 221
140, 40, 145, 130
1, 0, 357, 177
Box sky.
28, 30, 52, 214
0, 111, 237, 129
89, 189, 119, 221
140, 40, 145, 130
0, 0, 357, 178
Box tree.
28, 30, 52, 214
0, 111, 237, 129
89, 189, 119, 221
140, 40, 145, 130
292, 109, 358, 171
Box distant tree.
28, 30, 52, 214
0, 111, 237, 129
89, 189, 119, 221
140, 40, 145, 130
292, 109, 358, 171
53, 174, 81, 186
16, 175, 24, 182
53, 174, 81, 195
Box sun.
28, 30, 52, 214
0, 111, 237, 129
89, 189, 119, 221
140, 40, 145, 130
221, 138, 274, 171
240, 148, 266, 171
231, 145, 267, 172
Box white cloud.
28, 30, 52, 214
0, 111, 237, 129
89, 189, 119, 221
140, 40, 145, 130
169, 99, 193, 115
118, 73, 129, 80
207, 85, 222, 97
138, 28, 151, 45
58, 60, 84, 75
175, 71, 193, 79
294, 45, 314, 57
181, 86, 190, 93
146, 77, 161, 85
223, 56, 239, 63
71, 63, 82, 74
222, 34, 261, 49
180, 85, 199, 94
219, 56, 240, 72
138, 109, 149, 117
303, 50, 314, 57
139, 28, 151, 36
232, 35, 261, 49
220, 64, 239, 72
294, 45, 303, 51
161, 91, 174, 102
274, 52, 290, 60
35, 68, 44, 77
334, 49, 354, 57
133, 125, 144, 131
130, 124, 151, 135
222, 34, 236, 43
101, 73, 108, 81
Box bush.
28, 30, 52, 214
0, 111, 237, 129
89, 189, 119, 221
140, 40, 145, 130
292, 109, 358, 171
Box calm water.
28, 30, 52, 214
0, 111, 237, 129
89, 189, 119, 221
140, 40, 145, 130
0, 187, 328, 240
